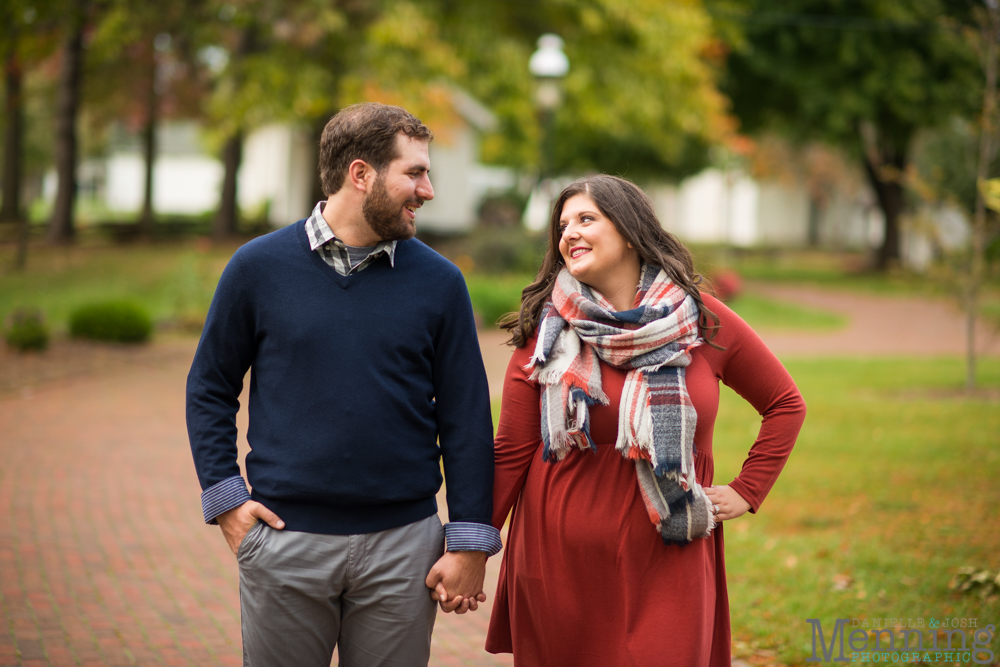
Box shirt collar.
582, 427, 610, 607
304, 201, 397, 267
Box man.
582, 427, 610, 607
186, 102, 501, 666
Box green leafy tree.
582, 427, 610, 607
84, 0, 213, 236
966, 1, 1000, 390
903, 4, 1000, 391
1, 1, 62, 266
1, 3, 30, 227
200, 0, 356, 237
720, 0, 982, 270
6, 0, 732, 248
311, 0, 730, 188
427, 0, 731, 181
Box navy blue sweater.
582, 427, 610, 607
186, 222, 494, 535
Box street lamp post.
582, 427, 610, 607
529, 33, 569, 181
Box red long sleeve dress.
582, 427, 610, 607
485, 294, 806, 667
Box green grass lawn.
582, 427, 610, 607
4, 242, 955, 339
488, 357, 1000, 666
0, 241, 240, 333
463, 273, 533, 329
0, 243, 536, 334
715, 357, 1000, 666
726, 292, 847, 331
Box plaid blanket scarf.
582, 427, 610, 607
529, 265, 715, 545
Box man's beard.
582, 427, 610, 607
362, 174, 419, 241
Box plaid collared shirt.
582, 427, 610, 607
304, 201, 397, 276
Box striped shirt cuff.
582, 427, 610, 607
201, 476, 252, 525
444, 522, 503, 556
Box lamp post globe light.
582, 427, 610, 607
529, 33, 569, 108
523, 33, 569, 231
529, 33, 569, 181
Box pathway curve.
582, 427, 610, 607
743, 281, 1000, 358
1, 284, 995, 666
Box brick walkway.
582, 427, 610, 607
0, 339, 512, 667
1, 283, 996, 666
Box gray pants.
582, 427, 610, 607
237, 514, 444, 667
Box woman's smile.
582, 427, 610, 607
557, 193, 641, 310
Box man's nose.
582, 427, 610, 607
417, 176, 434, 201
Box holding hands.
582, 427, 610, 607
425, 551, 488, 614
704, 484, 751, 523
218, 502, 489, 614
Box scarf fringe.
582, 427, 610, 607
529, 365, 610, 405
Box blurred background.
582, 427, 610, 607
0, 0, 998, 342
1, 1, 999, 666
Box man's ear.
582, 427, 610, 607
348, 159, 374, 192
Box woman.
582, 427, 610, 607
485, 175, 806, 666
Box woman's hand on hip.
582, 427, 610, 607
704, 484, 751, 522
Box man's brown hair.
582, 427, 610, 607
319, 103, 433, 196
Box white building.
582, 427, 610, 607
105, 122, 223, 216
60, 89, 509, 233
648, 168, 968, 271
414, 88, 515, 233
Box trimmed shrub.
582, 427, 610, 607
4, 308, 50, 352
69, 301, 152, 343
465, 226, 545, 275
465, 275, 526, 329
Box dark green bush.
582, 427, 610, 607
4, 308, 50, 352
465, 275, 528, 328
465, 226, 545, 275
430, 224, 544, 276
69, 301, 152, 343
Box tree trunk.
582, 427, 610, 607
48, 5, 86, 245
3, 45, 29, 270
967, 4, 1000, 391
139, 37, 158, 238
214, 131, 242, 239
807, 197, 821, 246
2, 48, 23, 225
309, 115, 328, 206
212, 26, 256, 240
861, 148, 906, 271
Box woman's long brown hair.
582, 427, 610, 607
500, 175, 721, 349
